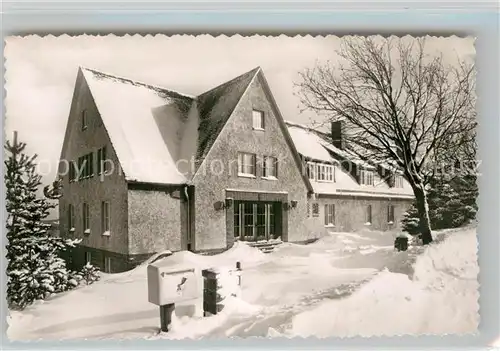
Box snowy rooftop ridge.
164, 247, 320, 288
80, 66, 196, 100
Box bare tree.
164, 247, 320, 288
297, 37, 476, 245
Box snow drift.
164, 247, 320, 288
288, 227, 479, 337
7, 227, 478, 340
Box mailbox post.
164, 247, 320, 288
147, 263, 199, 333
202, 261, 242, 317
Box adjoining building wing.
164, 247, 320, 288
285, 121, 414, 199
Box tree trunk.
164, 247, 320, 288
413, 185, 433, 245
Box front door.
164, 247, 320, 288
234, 201, 280, 241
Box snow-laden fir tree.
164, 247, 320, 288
81, 262, 101, 285
402, 173, 478, 234
5, 132, 80, 309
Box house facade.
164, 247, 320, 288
58, 67, 413, 273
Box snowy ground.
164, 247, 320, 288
7, 227, 478, 340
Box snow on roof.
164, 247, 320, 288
82, 68, 192, 185
286, 124, 336, 163
285, 121, 371, 167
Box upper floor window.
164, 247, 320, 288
307, 162, 316, 180
237, 152, 256, 177
252, 110, 265, 130
97, 146, 108, 175
69, 161, 77, 182
81, 110, 88, 131
360, 169, 374, 186
307, 162, 335, 182
78, 152, 94, 180
394, 174, 404, 188
263, 156, 278, 179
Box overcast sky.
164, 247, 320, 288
5, 34, 475, 185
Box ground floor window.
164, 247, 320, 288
101, 201, 110, 235
104, 256, 112, 273
366, 204, 372, 224
67, 204, 75, 232
85, 251, 92, 265
324, 204, 335, 226
234, 201, 280, 241
82, 202, 90, 234
387, 204, 395, 223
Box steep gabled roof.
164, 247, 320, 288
81, 67, 194, 185
195, 67, 260, 169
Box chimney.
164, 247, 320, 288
331, 121, 345, 149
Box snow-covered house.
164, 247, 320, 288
58, 66, 415, 273
59, 67, 321, 273
286, 121, 414, 232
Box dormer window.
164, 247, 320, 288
252, 110, 264, 130
394, 174, 404, 188
360, 169, 374, 186
81, 110, 88, 130
307, 162, 335, 182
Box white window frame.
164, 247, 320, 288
263, 156, 278, 179
101, 201, 110, 236
83, 203, 90, 234
252, 110, 265, 130
238, 152, 256, 177
307, 162, 336, 183
394, 174, 404, 188
360, 169, 374, 186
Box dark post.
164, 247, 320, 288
159, 303, 175, 332
236, 261, 242, 287
201, 269, 220, 316
394, 237, 409, 251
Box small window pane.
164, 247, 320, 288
238, 152, 256, 176
264, 156, 277, 178
82, 110, 88, 130
252, 110, 264, 129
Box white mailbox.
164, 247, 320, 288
147, 262, 198, 306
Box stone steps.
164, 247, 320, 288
247, 240, 283, 253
